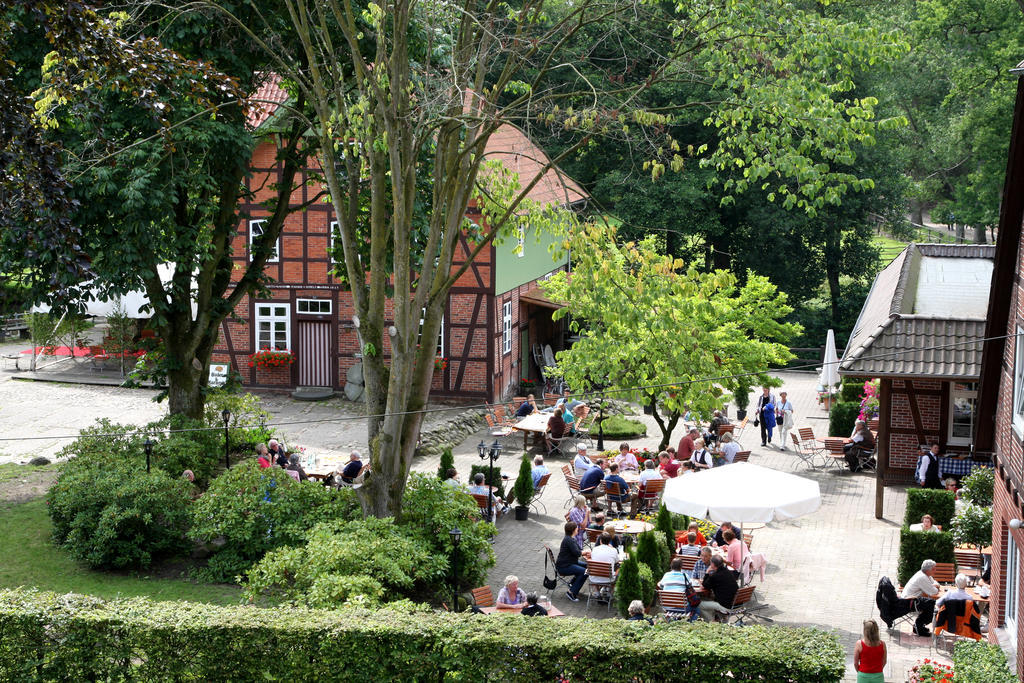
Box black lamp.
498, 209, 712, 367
477, 439, 502, 521
144, 438, 154, 474
449, 526, 462, 611
221, 408, 231, 470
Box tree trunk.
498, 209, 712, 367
973, 224, 986, 244
166, 364, 204, 420
648, 397, 680, 451
910, 199, 925, 227
823, 225, 843, 322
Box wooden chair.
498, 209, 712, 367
676, 554, 698, 572
528, 472, 551, 514
720, 585, 772, 625
564, 475, 581, 509
86, 345, 110, 372
561, 464, 573, 479
733, 451, 751, 463
512, 396, 527, 406
717, 424, 735, 439
573, 413, 595, 448
636, 478, 665, 515
933, 562, 957, 585
954, 549, 983, 584
585, 560, 616, 611
790, 432, 819, 470
603, 480, 627, 516
484, 413, 514, 440
471, 586, 495, 608
822, 438, 848, 471
586, 527, 603, 549
743, 532, 754, 550
543, 392, 561, 408
472, 492, 502, 523
657, 589, 693, 620
733, 415, 750, 442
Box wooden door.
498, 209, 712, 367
297, 320, 331, 387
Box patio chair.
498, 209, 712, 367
721, 585, 772, 625
564, 475, 581, 508
544, 546, 575, 594
875, 575, 918, 632
472, 492, 503, 523
932, 562, 956, 586
548, 431, 577, 457
953, 549, 983, 585
86, 345, 110, 373
742, 532, 754, 550
561, 464, 573, 478
733, 416, 750, 443
732, 451, 751, 463
471, 586, 495, 608
635, 478, 665, 516
933, 599, 983, 653
585, 527, 603, 550
528, 472, 551, 514
790, 433, 819, 470
822, 438, 848, 471
573, 413, 595, 448
484, 413, 515, 442
674, 554, 698, 572
585, 560, 616, 612
603, 480, 627, 517
657, 590, 696, 621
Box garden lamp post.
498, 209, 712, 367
592, 380, 608, 452
477, 439, 502, 521
221, 408, 231, 470
449, 526, 462, 611
144, 438, 154, 474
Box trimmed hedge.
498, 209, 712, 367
828, 401, 859, 438
596, 415, 647, 438
0, 589, 845, 682
904, 488, 956, 529
897, 528, 955, 586
952, 639, 1016, 682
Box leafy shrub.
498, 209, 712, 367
828, 401, 859, 437
470, 464, 504, 498
147, 414, 223, 487
637, 561, 655, 609
635, 530, 670, 577
655, 503, 677, 553
597, 415, 646, 438
399, 473, 496, 593
952, 640, 1016, 682
203, 389, 274, 454
56, 418, 143, 462
950, 503, 992, 550
189, 462, 360, 582
46, 459, 192, 569
0, 589, 846, 682
615, 554, 642, 617
960, 467, 994, 507
904, 488, 956, 528
243, 517, 440, 607
897, 528, 954, 585
437, 448, 454, 479
839, 377, 863, 402
512, 454, 534, 508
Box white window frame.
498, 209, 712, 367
1007, 531, 1020, 634
1014, 327, 1024, 437
255, 303, 290, 352
948, 381, 978, 446
502, 301, 512, 355
249, 219, 279, 263
329, 220, 340, 267
419, 307, 444, 358
296, 299, 332, 315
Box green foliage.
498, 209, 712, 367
469, 465, 504, 499
655, 504, 676, 554
839, 377, 864, 402
513, 454, 534, 509
243, 517, 440, 608
437, 448, 454, 479
952, 640, 1016, 683
46, 459, 192, 570
202, 390, 274, 454
904, 489, 956, 529
188, 462, 361, 582
637, 562, 656, 610
147, 415, 222, 487
615, 553, 643, 617
960, 467, 994, 507
897, 528, 954, 586
950, 503, 993, 551
596, 415, 647, 439
828, 401, 860, 438
635, 530, 670, 577
0, 589, 846, 681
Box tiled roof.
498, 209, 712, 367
840, 243, 994, 379
482, 124, 588, 209
246, 73, 289, 130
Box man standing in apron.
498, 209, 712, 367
755, 386, 777, 447
916, 442, 944, 489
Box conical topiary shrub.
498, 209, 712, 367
636, 530, 670, 577
512, 453, 534, 519
655, 503, 676, 553
437, 448, 454, 480
615, 554, 643, 617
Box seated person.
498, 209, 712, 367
601, 523, 624, 549
722, 529, 749, 575
690, 438, 712, 470
578, 459, 606, 509
692, 546, 713, 580
626, 599, 652, 623
630, 459, 664, 517
603, 462, 631, 515
844, 420, 876, 472
909, 514, 939, 533
563, 402, 576, 431
255, 443, 272, 469
555, 521, 588, 602
687, 521, 707, 545
545, 410, 568, 452
563, 390, 585, 413
937, 573, 972, 606
712, 521, 739, 547
520, 592, 548, 617
340, 451, 367, 484
469, 472, 504, 507
677, 427, 699, 462
286, 454, 309, 482
658, 557, 692, 591
589, 533, 619, 591
569, 404, 587, 432
573, 445, 594, 473
658, 452, 680, 478
705, 410, 730, 443
901, 559, 941, 636
699, 555, 738, 622
677, 532, 702, 556
531, 455, 550, 488
268, 439, 288, 468
515, 394, 538, 417
443, 467, 462, 489
679, 460, 696, 475
716, 433, 740, 466
588, 512, 606, 530
616, 443, 639, 472
496, 574, 526, 609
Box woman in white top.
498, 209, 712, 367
717, 433, 740, 465
690, 439, 712, 470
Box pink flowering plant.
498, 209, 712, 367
858, 379, 880, 422
907, 658, 953, 682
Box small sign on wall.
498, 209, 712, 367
209, 363, 229, 388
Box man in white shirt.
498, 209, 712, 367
901, 559, 941, 636
531, 455, 549, 487
629, 460, 663, 516
589, 532, 619, 599
573, 445, 593, 473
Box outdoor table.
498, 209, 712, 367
305, 455, 344, 480
939, 456, 994, 478
479, 604, 566, 617
610, 520, 653, 535
512, 412, 551, 450
620, 471, 641, 486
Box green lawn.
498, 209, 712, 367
0, 498, 242, 605
873, 235, 908, 265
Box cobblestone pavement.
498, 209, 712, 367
411, 371, 950, 683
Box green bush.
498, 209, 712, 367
469, 464, 504, 498
243, 517, 441, 607
839, 378, 864, 403
637, 561, 655, 609
615, 554, 642, 617
189, 462, 361, 582
897, 528, 955, 585
960, 467, 994, 507
46, 459, 192, 570
203, 390, 275, 455
512, 454, 534, 509
597, 415, 647, 438
437, 448, 455, 479
904, 488, 956, 528
950, 503, 992, 550
952, 640, 1016, 682
828, 401, 860, 437
0, 589, 846, 682
655, 503, 677, 553
636, 530, 671, 577
147, 415, 223, 487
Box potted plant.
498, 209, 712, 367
512, 454, 534, 520
734, 382, 751, 420
950, 502, 993, 577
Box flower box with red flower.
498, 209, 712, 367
248, 349, 295, 370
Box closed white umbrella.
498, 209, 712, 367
819, 328, 840, 391
661, 462, 821, 524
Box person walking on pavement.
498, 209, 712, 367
776, 391, 794, 450
755, 386, 777, 447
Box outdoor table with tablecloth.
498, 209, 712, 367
939, 456, 994, 478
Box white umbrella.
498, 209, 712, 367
819, 328, 840, 391
661, 462, 821, 524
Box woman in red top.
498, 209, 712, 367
255, 443, 272, 469
853, 619, 885, 683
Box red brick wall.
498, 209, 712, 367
882, 379, 967, 473
990, 476, 1024, 680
